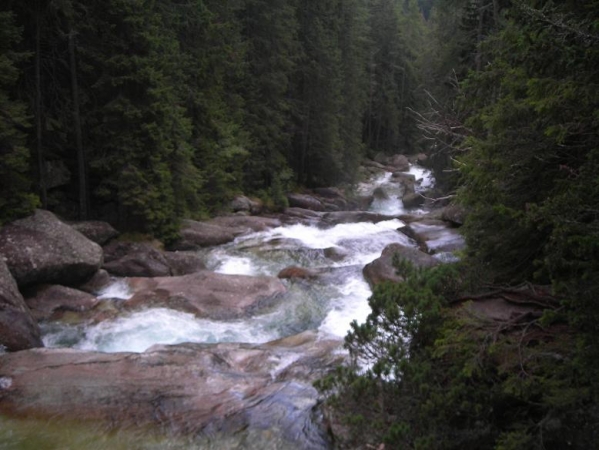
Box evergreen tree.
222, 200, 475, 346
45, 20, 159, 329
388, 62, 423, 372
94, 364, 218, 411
0, 10, 38, 224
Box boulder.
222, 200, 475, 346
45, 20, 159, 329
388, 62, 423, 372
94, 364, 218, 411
229, 195, 264, 215
24, 284, 99, 321
163, 252, 206, 275
77, 269, 111, 294
363, 243, 440, 287
0, 210, 103, 287
286, 193, 324, 211
0, 259, 43, 351
279, 208, 325, 225
441, 204, 467, 226
70, 221, 118, 245
0, 332, 342, 446
102, 242, 171, 277
387, 154, 410, 172
277, 266, 320, 280
391, 172, 416, 194
402, 192, 425, 208
407, 153, 428, 165
209, 215, 281, 232
321, 211, 398, 227
373, 186, 389, 200
126, 270, 287, 319
170, 219, 248, 250
399, 221, 465, 254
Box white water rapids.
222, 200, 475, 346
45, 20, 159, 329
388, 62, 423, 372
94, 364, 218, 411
42, 166, 435, 354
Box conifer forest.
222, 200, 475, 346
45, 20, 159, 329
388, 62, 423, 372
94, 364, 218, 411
1, 0, 599, 449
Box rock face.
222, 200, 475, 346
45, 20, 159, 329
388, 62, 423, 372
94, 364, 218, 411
0, 332, 341, 448
363, 243, 440, 287
126, 270, 287, 319
0, 210, 103, 287
0, 259, 43, 351
321, 211, 398, 226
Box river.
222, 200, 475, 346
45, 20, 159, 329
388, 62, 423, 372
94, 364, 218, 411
1, 165, 443, 449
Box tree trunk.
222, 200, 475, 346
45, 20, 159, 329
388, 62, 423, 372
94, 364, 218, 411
35, 2, 47, 208
68, 30, 87, 220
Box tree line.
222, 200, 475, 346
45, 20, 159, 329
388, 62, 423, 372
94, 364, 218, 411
0, 0, 426, 241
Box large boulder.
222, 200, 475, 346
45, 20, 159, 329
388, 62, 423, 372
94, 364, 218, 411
170, 219, 248, 250
229, 195, 263, 215
387, 154, 410, 172
70, 221, 118, 245
441, 204, 467, 226
102, 242, 171, 278
363, 243, 440, 287
163, 251, 206, 276
0, 332, 342, 446
24, 284, 99, 321
392, 172, 416, 194
0, 259, 43, 351
126, 270, 287, 319
286, 193, 324, 212
0, 210, 103, 287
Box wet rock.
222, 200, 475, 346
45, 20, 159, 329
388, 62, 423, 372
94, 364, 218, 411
321, 211, 398, 227
0, 210, 103, 287
441, 204, 467, 226
163, 252, 206, 275
323, 246, 348, 261
373, 186, 389, 200
24, 284, 99, 321
209, 215, 281, 232
286, 193, 324, 212
408, 153, 428, 165
279, 207, 325, 225
126, 270, 287, 319
362, 159, 387, 172
402, 192, 425, 208
277, 266, 320, 280
0, 259, 43, 351
0, 332, 341, 447
170, 219, 248, 250
399, 221, 465, 254
102, 242, 171, 278
77, 269, 111, 294
387, 154, 410, 172
391, 172, 416, 194
363, 243, 440, 287
70, 221, 118, 245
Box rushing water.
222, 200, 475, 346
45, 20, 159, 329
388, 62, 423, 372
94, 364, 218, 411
42, 165, 433, 353
5, 165, 437, 449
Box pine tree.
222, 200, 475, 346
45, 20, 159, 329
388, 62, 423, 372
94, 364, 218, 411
0, 10, 38, 224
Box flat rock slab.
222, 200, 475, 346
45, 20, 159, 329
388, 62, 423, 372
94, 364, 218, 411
400, 220, 465, 254
126, 270, 287, 319
0, 331, 342, 448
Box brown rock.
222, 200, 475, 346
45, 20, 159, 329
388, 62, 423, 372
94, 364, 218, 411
102, 243, 171, 277
163, 252, 206, 275
387, 154, 410, 172
70, 221, 118, 245
0, 210, 103, 287
277, 266, 319, 280
402, 192, 425, 208
362, 243, 440, 287
0, 333, 341, 445
170, 220, 248, 250
24, 284, 99, 321
126, 270, 287, 319
0, 259, 43, 351
77, 269, 111, 294
321, 211, 398, 226
399, 220, 465, 254
209, 215, 281, 232
286, 193, 324, 211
